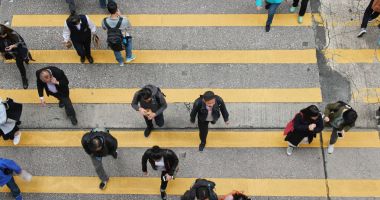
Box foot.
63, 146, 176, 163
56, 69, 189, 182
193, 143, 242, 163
286, 146, 294, 156
265, 25, 271, 32
298, 16, 303, 24
199, 143, 206, 151
58, 101, 64, 108
15, 194, 23, 200
375, 109, 380, 119
112, 151, 118, 159
87, 56, 94, 64
144, 127, 152, 137
126, 55, 136, 63
13, 131, 21, 145
289, 6, 296, 13
69, 116, 78, 126
161, 191, 167, 200
80, 56, 85, 63
22, 77, 28, 89
99, 181, 107, 190
119, 62, 124, 67
327, 144, 334, 154
357, 28, 367, 38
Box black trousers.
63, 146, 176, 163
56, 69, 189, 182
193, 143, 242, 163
15, 56, 26, 80
329, 127, 341, 145
144, 114, 164, 128
66, 0, 76, 13
361, 0, 380, 28
160, 171, 169, 191
198, 120, 210, 144
51, 94, 76, 117
72, 39, 91, 58
293, 0, 309, 16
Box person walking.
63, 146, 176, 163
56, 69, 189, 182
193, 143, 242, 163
102, 1, 136, 66
323, 101, 358, 154
36, 66, 78, 125
65, 0, 76, 14
284, 105, 324, 156
99, 0, 115, 9
63, 13, 97, 64
131, 85, 167, 137
255, 0, 284, 32
357, 0, 380, 37
289, 0, 310, 24
142, 146, 179, 200
82, 128, 118, 190
219, 191, 251, 200
0, 98, 23, 145
0, 24, 33, 89
181, 179, 218, 200
0, 157, 32, 200
190, 91, 229, 151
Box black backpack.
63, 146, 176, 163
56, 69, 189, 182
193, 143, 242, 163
181, 179, 218, 200
103, 17, 124, 51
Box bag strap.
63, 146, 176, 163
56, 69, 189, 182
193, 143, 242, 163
115, 17, 123, 29
103, 18, 111, 29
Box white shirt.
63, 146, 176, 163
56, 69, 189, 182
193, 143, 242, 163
47, 82, 58, 93
154, 157, 166, 171
206, 106, 213, 122
63, 15, 97, 43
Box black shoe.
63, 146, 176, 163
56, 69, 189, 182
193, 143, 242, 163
199, 143, 206, 151
376, 108, 380, 120
69, 116, 78, 126
112, 151, 118, 159
22, 77, 28, 89
160, 191, 167, 200
80, 56, 85, 63
265, 25, 271, 32
58, 101, 64, 108
144, 127, 152, 137
99, 181, 107, 190
87, 56, 94, 64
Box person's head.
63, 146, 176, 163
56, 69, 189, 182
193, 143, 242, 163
301, 105, 320, 121
202, 91, 216, 107
151, 145, 162, 161
0, 25, 11, 38
107, 1, 118, 14
89, 137, 103, 152
67, 14, 81, 26
343, 109, 357, 125
233, 193, 251, 200
140, 88, 153, 103
196, 187, 210, 200
39, 69, 53, 83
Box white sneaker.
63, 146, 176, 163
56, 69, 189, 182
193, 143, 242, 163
286, 146, 294, 156
13, 132, 21, 145
119, 63, 124, 67
327, 145, 334, 154
357, 29, 367, 38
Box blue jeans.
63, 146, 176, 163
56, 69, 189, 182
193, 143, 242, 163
113, 37, 133, 64
99, 0, 114, 8
266, 3, 281, 26
7, 177, 22, 199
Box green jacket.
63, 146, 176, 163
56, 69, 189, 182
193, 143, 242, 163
324, 102, 355, 132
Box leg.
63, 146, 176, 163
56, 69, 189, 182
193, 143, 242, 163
72, 41, 86, 58
198, 120, 209, 144
160, 171, 168, 199
370, 11, 380, 20
84, 39, 93, 63
154, 114, 165, 127
125, 37, 133, 59
292, 0, 300, 7
266, 3, 281, 26
99, 0, 107, 8
144, 116, 154, 129
298, 0, 309, 16
58, 96, 76, 118
6, 177, 22, 199
113, 50, 124, 65
329, 128, 339, 145
65, 0, 76, 14
15, 56, 28, 89
90, 156, 109, 182
361, 0, 375, 29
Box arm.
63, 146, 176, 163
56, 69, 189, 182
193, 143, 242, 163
167, 151, 179, 176
106, 133, 118, 154
62, 21, 71, 43
343, 124, 354, 132
131, 92, 140, 111
190, 99, 200, 123
218, 97, 229, 122
324, 103, 340, 117
313, 116, 324, 134
55, 68, 69, 87
86, 16, 97, 34
141, 151, 149, 172
293, 114, 309, 132
36, 71, 45, 98
2, 159, 22, 174
154, 93, 167, 116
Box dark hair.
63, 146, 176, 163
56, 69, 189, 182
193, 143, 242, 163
343, 109, 357, 125
67, 14, 81, 25
0, 24, 15, 38
233, 193, 251, 200
196, 187, 210, 200
151, 145, 162, 160
301, 105, 320, 120
202, 91, 216, 101
89, 137, 102, 151
107, 1, 118, 14
140, 88, 153, 100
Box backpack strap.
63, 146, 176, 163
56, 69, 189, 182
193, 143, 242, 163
115, 17, 123, 29
103, 18, 111, 29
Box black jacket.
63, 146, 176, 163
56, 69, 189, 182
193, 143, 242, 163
81, 130, 118, 157
285, 113, 324, 146
141, 148, 179, 176
131, 85, 167, 116
66, 15, 91, 43
190, 95, 229, 124
36, 66, 70, 98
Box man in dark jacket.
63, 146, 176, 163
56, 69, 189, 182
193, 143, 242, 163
82, 128, 118, 190
181, 179, 218, 200
36, 66, 77, 125
132, 85, 167, 137
63, 13, 96, 64
142, 146, 179, 200
190, 91, 229, 151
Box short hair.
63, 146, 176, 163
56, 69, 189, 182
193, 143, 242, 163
107, 1, 118, 14
196, 187, 210, 200
233, 193, 251, 200
140, 88, 153, 100
202, 91, 216, 101
89, 138, 101, 151
151, 145, 162, 160
67, 14, 81, 25
343, 109, 358, 125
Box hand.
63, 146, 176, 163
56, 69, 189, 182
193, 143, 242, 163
5, 44, 16, 51
225, 121, 230, 125
51, 77, 59, 85
165, 174, 173, 181
308, 124, 316, 131
63, 41, 72, 49
139, 108, 147, 116
143, 171, 148, 176
324, 117, 330, 122
148, 112, 156, 120
116, 9, 122, 16
40, 99, 46, 107
256, 6, 262, 11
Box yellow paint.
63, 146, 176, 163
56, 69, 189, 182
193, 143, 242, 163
1, 176, 327, 196
5, 49, 317, 64
0, 130, 377, 148
11, 14, 316, 27
329, 179, 380, 197
352, 88, 380, 104
324, 49, 380, 63
0, 88, 322, 104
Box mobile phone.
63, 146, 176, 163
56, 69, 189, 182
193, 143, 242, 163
162, 176, 166, 182
337, 131, 343, 137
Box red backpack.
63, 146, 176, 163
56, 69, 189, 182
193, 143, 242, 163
372, 0, 380, 12
283, 113, 302, 136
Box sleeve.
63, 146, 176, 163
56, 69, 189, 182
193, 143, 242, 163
313, 116, 324, 134
2, 159, 22, 174
101, 18, 107, 30
218, 97, 229, 122
154, 93, 167, 116
131, 92, 140, 111
106, 133, 118, 154
81, 134, 92, 155
167, 151, 179, 176
86, 16, 97, 34
293, 114, 309, 132
324, 103, 339, 117
141, 150, 149, 172
343, 124, 354, 132
256, 0, 263, 7
62, 21, 71, 43
190, 99, 200, 123
56, 68, 69, 87
36, 71, 45, 98
121, 17, 132, 34
0, 104, 7, 124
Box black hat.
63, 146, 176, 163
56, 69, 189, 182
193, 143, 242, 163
343, 110, 358, 125
202, 91, 216, 101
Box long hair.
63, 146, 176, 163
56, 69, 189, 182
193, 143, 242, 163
0, 24, 18, 41
300, 105, 320, 121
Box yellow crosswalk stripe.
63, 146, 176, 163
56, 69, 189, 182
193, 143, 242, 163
329, 179, 380, 197
12, 14, 318, 27
352, 88, 380, 103
2, 176, 328, 196
0, 88, 322, 103
5, 50, 317, 64
0, 130, 378, 148
324, 49, 380, 63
